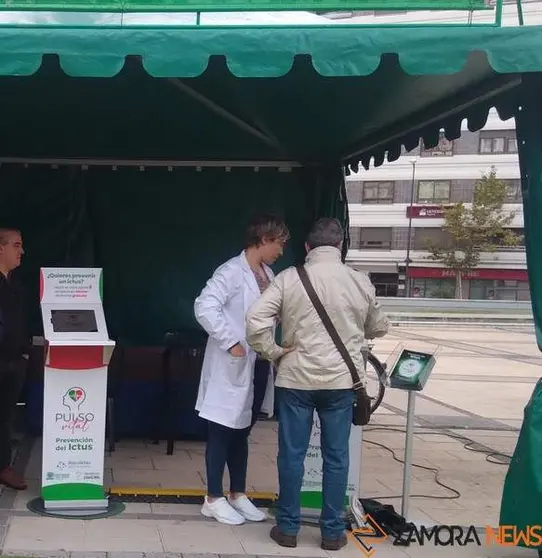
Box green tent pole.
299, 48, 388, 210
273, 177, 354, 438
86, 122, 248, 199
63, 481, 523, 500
495, 0, 503, 26
515, 73, 542, 349
516, 0, 524, 25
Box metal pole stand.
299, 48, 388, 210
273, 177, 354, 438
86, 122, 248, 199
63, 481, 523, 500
401, 391, 417, 521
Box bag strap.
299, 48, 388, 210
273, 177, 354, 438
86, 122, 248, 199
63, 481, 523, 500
296, 265, 363, 391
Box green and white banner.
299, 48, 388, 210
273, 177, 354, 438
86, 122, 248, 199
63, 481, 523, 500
40, 267, 113, 513
42, 366, 108, 504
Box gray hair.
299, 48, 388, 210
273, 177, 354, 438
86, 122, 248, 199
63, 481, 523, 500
306, 218, 344, 250
0, 228, 20, 245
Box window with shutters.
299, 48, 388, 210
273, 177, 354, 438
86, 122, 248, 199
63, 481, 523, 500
417, 180, 451, 203
479, 131, 518, 154
362, 181, 394, 204
503, 180, 522, 202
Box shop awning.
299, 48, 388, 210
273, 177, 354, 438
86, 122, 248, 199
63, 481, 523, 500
0, 23, 538, 168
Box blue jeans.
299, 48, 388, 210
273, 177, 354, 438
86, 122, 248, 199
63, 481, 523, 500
205, 359, 269, 497
275, 387, 354, 540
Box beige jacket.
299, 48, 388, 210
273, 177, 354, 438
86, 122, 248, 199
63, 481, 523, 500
245, 246, 390, 390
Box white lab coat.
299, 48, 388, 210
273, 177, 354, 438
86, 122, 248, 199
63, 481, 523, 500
194, 251, 275, 429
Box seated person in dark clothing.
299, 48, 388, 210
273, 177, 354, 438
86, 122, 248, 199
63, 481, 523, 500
0, 228, 29, 490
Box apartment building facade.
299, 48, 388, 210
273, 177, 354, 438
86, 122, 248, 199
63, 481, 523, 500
345, 111, 527, 300
334, 2, 535, 300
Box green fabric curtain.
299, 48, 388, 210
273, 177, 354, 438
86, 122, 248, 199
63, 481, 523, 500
0, 164, 96, 336
0, 164, 346, 345
500, 378, 542, 547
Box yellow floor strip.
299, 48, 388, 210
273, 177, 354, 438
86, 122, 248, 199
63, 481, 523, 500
109, 487, 205, 496
109, 486, 277, 500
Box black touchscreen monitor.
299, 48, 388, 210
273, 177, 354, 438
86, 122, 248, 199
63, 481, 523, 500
51, 309, 98, 333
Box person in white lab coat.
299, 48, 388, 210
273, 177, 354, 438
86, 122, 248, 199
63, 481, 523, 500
194, 214, 291, 526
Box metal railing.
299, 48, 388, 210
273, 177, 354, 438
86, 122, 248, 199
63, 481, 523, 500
0, 0, 508, 29
377, 296, 532, 313
493, 246, 526, 251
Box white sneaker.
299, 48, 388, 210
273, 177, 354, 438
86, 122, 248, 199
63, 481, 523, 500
201, 496, 245, 525
228, 494, 267, 522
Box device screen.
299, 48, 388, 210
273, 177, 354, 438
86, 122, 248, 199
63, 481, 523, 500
50, 309, 98, 333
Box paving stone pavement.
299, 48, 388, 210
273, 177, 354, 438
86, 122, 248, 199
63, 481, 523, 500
0, 518, 540, 558
0, 325, 540, 558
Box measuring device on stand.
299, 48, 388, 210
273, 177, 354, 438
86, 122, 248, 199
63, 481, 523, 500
387, 344, 437, 520
348, 343, 439, 533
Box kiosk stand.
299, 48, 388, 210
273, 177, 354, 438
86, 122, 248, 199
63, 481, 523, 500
349, 344, 438, 533
35, 267, 116, 516
388, 344, 438, 520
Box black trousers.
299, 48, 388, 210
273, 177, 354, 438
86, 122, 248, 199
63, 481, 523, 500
205, 358, 269, 497
0, 357, 27, 471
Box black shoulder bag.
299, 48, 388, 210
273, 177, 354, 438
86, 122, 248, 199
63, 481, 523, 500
296, 265, 372, 426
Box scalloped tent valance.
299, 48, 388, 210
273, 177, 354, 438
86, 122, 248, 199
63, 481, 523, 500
6, 24, 539, 78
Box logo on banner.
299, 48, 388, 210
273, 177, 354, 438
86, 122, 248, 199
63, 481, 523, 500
55, 386, 95, 433
63, 387, 86, 410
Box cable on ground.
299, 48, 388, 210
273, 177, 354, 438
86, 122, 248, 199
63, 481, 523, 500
361, 426, 513, 502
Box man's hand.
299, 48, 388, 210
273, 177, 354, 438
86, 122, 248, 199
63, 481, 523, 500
229, 343, 246, 358
274, 345, 295, 362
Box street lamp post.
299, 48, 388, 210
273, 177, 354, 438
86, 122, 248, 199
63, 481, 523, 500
405, 157, 417, 297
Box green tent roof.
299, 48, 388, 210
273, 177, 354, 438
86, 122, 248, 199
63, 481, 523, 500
0, 19, 539, 344
0, 23, 537, 169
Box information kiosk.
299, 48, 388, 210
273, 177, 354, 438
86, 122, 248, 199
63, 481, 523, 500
39, 268, 115, 515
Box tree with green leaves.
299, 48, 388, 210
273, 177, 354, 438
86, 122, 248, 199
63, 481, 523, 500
425, 168, 520, 299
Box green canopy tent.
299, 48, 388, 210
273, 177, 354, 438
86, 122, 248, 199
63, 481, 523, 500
3, 14, 542, 447
0, 22, 541, 345
2, 9, 542, 519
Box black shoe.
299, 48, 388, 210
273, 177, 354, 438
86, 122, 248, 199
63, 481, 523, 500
321, 534, 348, 551
270, 526, 297, 548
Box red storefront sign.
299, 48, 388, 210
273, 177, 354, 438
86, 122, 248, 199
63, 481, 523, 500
406, 205, 451, 218
408, 267, 528, 281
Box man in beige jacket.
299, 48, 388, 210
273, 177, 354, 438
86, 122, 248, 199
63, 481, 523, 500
246, 217, 390, 551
